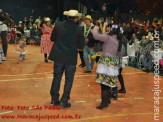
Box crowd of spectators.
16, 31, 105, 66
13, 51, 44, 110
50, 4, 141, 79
0, 9, 163, 75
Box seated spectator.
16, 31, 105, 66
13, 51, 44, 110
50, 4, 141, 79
30, 23, 42, 44
28, 22, 33, 30
29, 16, 34, 24
160, 26, 163, 40
140, 35, 154, 72
140, 35, 148, 47
155, 24, 161, 33
24, 25, 30, 44
23, 17, 28, 27
129, 33, 139, 45
16, 21, 24, 38
35, 16, 42, 26
127, 34, 140, 64
136, 24, 146, 40
146, 25, 155, 37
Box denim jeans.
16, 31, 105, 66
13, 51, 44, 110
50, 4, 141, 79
141, 54, 154, 69
78, 51, 85, 65
83, 45, 95, 71
50, 61, 76, 104
33, 36, 41, 44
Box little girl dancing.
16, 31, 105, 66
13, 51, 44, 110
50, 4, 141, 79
15, 36, 27, 60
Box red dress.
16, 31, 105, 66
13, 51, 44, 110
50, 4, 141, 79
41, 24, 54, 54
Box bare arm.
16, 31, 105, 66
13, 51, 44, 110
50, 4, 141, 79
102, 22, 108, 34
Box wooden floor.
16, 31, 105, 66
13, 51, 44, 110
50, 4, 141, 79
0, 44, 163, 122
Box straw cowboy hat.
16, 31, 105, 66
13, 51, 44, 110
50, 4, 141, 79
63, 10, 79, 17
45, 17, 51, 22
85, 15, 92, 21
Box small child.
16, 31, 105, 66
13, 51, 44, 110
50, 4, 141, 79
15, 37, 27, 60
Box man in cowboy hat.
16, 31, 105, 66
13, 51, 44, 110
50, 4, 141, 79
77, 13, 86, 68
49, 10, 84, 108
83, 15, 96, 73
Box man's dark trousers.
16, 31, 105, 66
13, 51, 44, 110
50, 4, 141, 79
50, 61, 76, 104
1, 31, 8, 57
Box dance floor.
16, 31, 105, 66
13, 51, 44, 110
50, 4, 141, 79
0, 44, 162, 122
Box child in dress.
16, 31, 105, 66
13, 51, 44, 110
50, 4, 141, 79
15, 36, 27, 60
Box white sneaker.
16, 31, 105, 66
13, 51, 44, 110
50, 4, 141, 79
0, 54, 2, 64
2, 56, 6, 61
1, 52, 6, 61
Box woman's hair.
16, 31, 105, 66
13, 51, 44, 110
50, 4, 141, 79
106, 24, 112, 28
19, 36, 26, 42
109, 26, 123, 52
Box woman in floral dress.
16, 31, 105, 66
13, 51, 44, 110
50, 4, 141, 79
91, 23, 123, 109
41, 17, 54, 63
